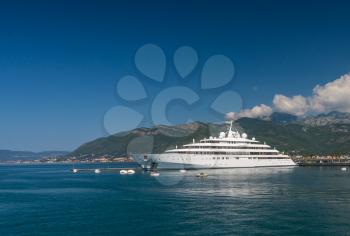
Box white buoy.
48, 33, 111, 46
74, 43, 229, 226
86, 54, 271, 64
341, 167, 347, 171
127, 169, 135, 175
120, 170, 128, 175
180, 169, 186, 173
94, 169, 101, 174
72, 169, 78, 173
150, 172, 160, 177
196, 172, 208, 178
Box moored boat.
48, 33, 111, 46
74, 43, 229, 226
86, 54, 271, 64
133, 121, 296, 170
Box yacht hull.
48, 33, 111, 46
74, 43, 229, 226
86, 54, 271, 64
133, 153, 296, 170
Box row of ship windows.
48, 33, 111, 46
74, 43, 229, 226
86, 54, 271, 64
168, 151, 278, 155
184, 146, 269, 150
211, 157, 287, 160
200, 141, 256, 144
162, 156, 288, 161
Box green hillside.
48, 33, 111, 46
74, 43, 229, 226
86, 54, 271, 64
238, 118, 350, 155
0, 150, 69, 161
70, 114, 350, 157
70, 123, 212, 157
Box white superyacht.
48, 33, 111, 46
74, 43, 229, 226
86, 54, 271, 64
133, 121, 296, 170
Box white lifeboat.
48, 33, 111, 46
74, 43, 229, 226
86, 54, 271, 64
127, 169, 135, 175
94, 169, 101, 174
120, 170, 128, 175
150, 171, 160, 177
196, 172, 208, 178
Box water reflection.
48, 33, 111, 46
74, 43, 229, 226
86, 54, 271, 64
164, 167, 296, 198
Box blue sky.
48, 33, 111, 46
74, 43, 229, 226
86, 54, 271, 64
1, 0, 350, 151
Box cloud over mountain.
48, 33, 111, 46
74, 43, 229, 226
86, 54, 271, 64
225, 104, 273, 120
273, 95, 308, 116
226, 73, 350, 119
274, 74, 350, 115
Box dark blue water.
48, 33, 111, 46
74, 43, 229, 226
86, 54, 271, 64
1, 164, 350, 236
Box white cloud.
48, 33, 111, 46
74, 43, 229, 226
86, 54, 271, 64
225, 112, 239, 121
273, 74, 350, 116
226, 73, 350, 119
273, 94, 308, 116
311, 74, 350, 113
225, 104, 273, 120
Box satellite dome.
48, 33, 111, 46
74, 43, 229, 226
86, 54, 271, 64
242, 133, 248, 139
219, 132, 226, 138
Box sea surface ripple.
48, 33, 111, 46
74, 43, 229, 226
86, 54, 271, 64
1, 164, 350, 236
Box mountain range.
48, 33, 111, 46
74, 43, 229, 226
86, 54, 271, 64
70, 112, 350, 157
0, 150, 69, 161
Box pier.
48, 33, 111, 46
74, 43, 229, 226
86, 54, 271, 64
293, 155, 350, 166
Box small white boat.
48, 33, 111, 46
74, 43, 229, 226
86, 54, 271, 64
120, 170, 128, 175
180, 169, 186, 173
72, 169, 78, 173
196, 172, 208, 178
127, 169, 135, 175
341, 167, 347, 171
150, 171, 160, 177
94, 169, 101, 174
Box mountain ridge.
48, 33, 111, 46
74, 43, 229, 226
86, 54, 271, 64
299, 111, 350, 126
0, 150, 69, 161
70, 112, 350, 157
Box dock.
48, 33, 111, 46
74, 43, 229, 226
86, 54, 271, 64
298, 162, 350, 166
294, 156, 350, 166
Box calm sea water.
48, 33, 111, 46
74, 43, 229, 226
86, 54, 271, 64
1, 164, 350, 236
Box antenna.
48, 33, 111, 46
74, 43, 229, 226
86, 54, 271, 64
229, 120, 233, 132
225, 120, 234, 138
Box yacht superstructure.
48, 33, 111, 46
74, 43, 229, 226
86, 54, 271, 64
133, 121, 296, 170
